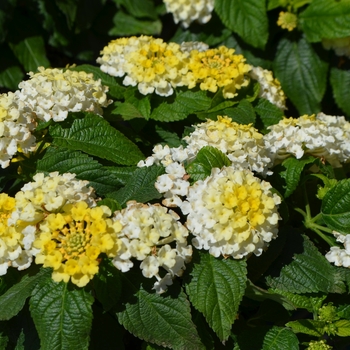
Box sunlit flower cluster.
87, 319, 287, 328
33, 201, 122, 287
97, 36, 189, 96
0, 193, 32, 275
263, 113, 350, 167
249, 66, 286, 110
277, 11, 298, 32
185, 46, 251, 98
0, 92, 36, 168
184, 116, 273, 174
16, 67, 111, 122
181, 167, 281, 258
325, 231, 350, 268
322, 36, 350, 58
163, 0, 215, 28
112, 201, 192, 293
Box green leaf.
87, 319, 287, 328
0, 269, 51, 321
155, 125, 183, 148
262, 326, 299, 350
70, 64, 126, 100
223, 99, 256, 125
186, 146, 231, 182
30, 279, 94, 350
0, 333, 8, 350
103, 166, 138, 186
14, 329, 25, 350
55, 0, 78, 29
286, 320, 325, 337
267, 0, 280, 10
184, 252, 247, 341
49, 113, 144, 166
254, 98, 284, 132
214, 0, 269, 49
109, 11, 161, 36
330, 67, 350, 117
116, 270, 204, 349
281, 156, 316, 198
151, 90, 212, 122
36, 147, 124, 195
273, 37, 328, 114
266, 234, 346, 294
97, 198, 122, 212
321, 179, 350, 234
337, 304, 350, 320
113, 0, 157, 19
334, 319, 350, 337
299, 0, 350, 42
0, 45, 23, 90
108, 165, 165, 206
9, 35, 49, 73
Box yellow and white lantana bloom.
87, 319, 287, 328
181, 167, 281, 259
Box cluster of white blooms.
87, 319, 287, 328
0, 193, 32, 275
249, 66, 287, 110
322, 36, 350, 58
263, 113, 350, 167
184, 116, 273, 174
181, 167, 281, 258
112, 201, 192, 293
0, 92, 36, 168
163, 0, 215, 28
97, 36, 189, 96
325, 231, 350, 268
16, 67, 111, 122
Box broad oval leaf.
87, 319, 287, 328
30, 279, 94, 350
330, 67, 350, 117
321, 179, 350, 234
49, 113, 144, 166
273, 37, 328, 115
286, 320, 325, 337
214, 0, 268, 49
262, 326, 299, 350
184, 251, 247, 341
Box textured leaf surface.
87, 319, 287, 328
113, 0, 157, 19
262, 326, 299, 350
254, 98, 283, 131
281, 156, 316, 198
9, 35, 49, 72
273, 37, 328, 114
30, 279, 94, 350
322, 179, 350, 234
108, 166, 165, 206
215, 0, 268, 49
266, 235, 345, 293
151, 90, 212, 122
116, 271, 203, 349
330, 67, 350, 117
286, 320, 325, 337
186, 146, 231, 182
50, 113, 144, 165
223, 99, 256, 125
185, 252, 247, 341
37, 147, 124, 195
0, 269, 50, 321
334, 320, 350, 336
299, 0, 350, 42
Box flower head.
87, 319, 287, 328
97, 36, 189, 96
249, 66, 286, 110
277, 11, 298, 32
33, 201, 123, 287
163, 0, 215, 28
112, 201, 192, 293
0, 92, 36, 168
181, 167, 281, 258
185, 46, 251, 98
263, 113, 350, 167
17, 67, 111, 122
325, 231, 350, 268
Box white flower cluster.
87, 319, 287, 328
263, 113, 350, 167
112, 201, 192, 293
249, 66, 287, 110
322, 36, 350, 58
163, 0, 215, 28
184, 116, 273, 175
0, 92, 36, 168
97, 36, 189, 97
17, 67, 111, 122
181, 167, 281, 258
325, 232, 350, 268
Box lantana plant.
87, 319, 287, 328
1, 1, 350, 349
